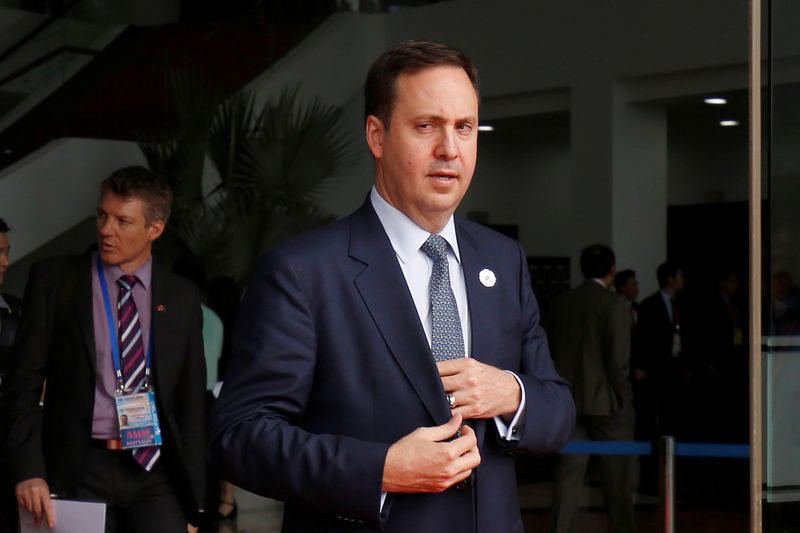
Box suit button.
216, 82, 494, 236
455, 479, 470, 490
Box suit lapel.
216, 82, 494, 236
349, 201, 453, 426
75, 254, 96, 373
150, 263, 171, 392
457, 222, 501, 368
456, 222, 501, 448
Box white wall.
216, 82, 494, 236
464, 125, 571, 259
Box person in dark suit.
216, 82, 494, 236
699, 270, 747, 442
637, 261, 687, 437
209, 40, 575, 533
546, 245, 636, 533
0, 217, 22, 533
7, 167, 206, 532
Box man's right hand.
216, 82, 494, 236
382, 414, 480, 493
15, 477, 55, 527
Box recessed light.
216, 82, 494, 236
720, 120, 739, 127
705, 97, 727, 105
478, 125, 494, 132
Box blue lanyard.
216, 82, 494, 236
96, 254, 154, 393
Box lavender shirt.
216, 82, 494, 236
90, 252, 153, 439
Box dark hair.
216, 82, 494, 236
0, 217, 8, 233
614, 269, 636, 292
364, 40, 479, 128
657, 261, 681, 288
100, 166, 172, 224
580, 244, 615, 279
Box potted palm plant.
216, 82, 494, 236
137, 70, 359, 286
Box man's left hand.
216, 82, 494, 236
438, 359, 521, 420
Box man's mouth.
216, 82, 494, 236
428, 171, 458, 180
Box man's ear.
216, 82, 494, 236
148, 220, 166, 242
365, 115, 385, 159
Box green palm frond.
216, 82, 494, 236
137, 71, 358, 286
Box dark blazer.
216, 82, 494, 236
210, 199, 575, 533
545, 280, 632, 416
6, 253, 206, 520
638, 291, 685, 383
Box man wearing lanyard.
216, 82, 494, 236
7, 166, 206, 532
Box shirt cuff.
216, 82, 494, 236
493, 371, 525, 441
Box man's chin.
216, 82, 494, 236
98, 250, 118, 265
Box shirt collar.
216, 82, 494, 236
660, 290, 673, 305
0, 293, 8, 310
97, 252, 153, 290
370, 187, 461, 265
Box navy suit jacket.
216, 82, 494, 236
211, 199, 575, 532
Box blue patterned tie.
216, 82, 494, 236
117, 275, 160, 471
421, 234, 465, 361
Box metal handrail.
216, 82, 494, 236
0, 0, 83, 65
0, 44, 97, 89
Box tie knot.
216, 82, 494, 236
421, 234, 449, 264
117, 275, 138, 291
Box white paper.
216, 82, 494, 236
19, 498, 106, 533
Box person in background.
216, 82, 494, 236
547, 245, 636, 533
0, 217, 22, 533
638, 261, 688, 437
7, 167, 206, 532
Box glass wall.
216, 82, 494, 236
763, 0, 800, 529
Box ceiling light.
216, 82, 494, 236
705, 97, 727, 105
478, 125, 494, 132
720, 120, 739, 127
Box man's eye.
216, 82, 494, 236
418, 123, 433, 131
457, 123, 473, 133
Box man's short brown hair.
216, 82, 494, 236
364, 40, 479, 128
100, 166, 172, 224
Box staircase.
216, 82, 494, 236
0, 3, 334, 171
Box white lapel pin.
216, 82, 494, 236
479, 268, 496, 287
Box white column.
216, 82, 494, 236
569, 78, 667, 296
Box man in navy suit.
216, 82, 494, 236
210, 40, 575, 533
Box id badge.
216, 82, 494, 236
115, 392, 163, 449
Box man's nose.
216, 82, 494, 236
435, 130, 458, 160
98, 218, 113, 235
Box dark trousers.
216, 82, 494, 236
76, 445, 187, 533
549, 405, 637, 533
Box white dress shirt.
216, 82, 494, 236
370, 187, 525, 439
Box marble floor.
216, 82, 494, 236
207, 480, 748, 533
